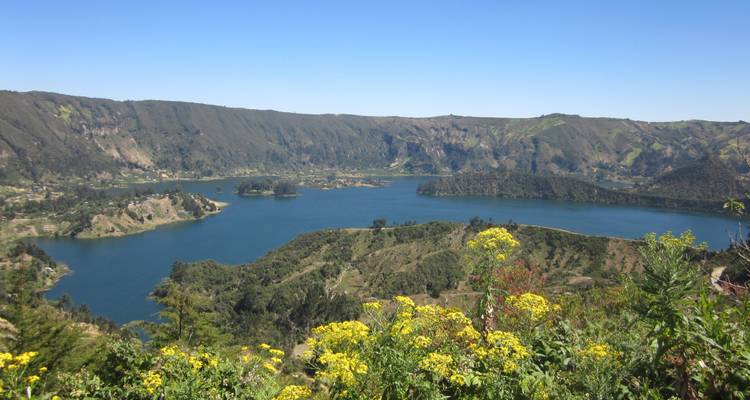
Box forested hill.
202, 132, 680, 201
635, 154, 748, 201
160, 221, 647, 344
2, 90, 750, 182
416, 169, 742, 214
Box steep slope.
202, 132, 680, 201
1, 90, 749, 182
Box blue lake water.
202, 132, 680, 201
36, 176, 740, 324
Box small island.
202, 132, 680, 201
302, 175, 387, 190
236, 178, 298, 197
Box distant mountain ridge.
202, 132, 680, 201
1, 90, 749, 182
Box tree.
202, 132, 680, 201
144, 281, 227, 347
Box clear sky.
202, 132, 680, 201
1, 1, 748, 121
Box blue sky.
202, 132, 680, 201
1, 1, 748, 121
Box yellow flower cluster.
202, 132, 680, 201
418, 352, 453, 378
269, 348, 285, 358
160, 345, 180, 357
263, 362, 278, 374
506, 292, 558, 322
0, 353, 13, 369
309, 321, 370, 353
456, 325, 481, 341
468, 227, 519, 261
363, 301, 382, 312
578, 342, 618, 360
394, 295, 415, 308
26, 375, 40, 384
317, 351, 368, 387
413, 335, 432, 348
273, 385, 312, 400
484, 330, 530, 372
306, 297, 536, 395
449, 372, 467, 386
0, 351, 39, 371
141, 370, 163, 394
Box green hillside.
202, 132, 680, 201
635, 154, 748, 201
159, 221, 650, 345
1, 91, 749, 183
416, 169, 738, 214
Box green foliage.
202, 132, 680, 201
144, 281, 229, 347
56, 340, 285, 399
418, 166, 746, 215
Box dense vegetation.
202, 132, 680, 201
2, 90, 750, 183
236, 178, 298, 197
149, 220, 733, 348
417, 164, 747, 214
0, 222, 747, 398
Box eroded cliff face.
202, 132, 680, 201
2, 90, 749, 182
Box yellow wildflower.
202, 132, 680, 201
486, 330, 530, 360
241, 345, 249, 352
141, 371, 162, 395
259, 343, 272, 350
271, 357, 283, 364
14, 351, 38, 365
579, 342, 617, 359
450, 372, 467, 386
502, 360, 519, 373
311, 321, 370, 352
26, 375, 40, 385
394, 295, 415, 308
506, 292, 555, 322
419, 352, 453, 378
470, 343, 489, 359
468, 227, 519, 261
413, 335, 432, 348
446, 311, 472, 327
457, 325, 481, 341
0, 352, 12, 368
317, 351, 368, 387
415, 304, 443, 319
269, 348, 285, 357
363, 301, 382, 312
263, 362, 278, 374
188, 356, 203, 371
39, 366, 48, 373
273, 385, 312, 400
390, 319, 413, 337
160, 345, 178, 357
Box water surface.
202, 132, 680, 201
37, 177, 740, 323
